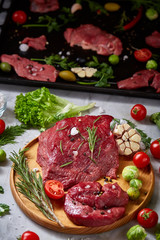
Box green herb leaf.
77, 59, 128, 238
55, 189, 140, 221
0, 203, 10, 216
0, 124, 29, 147
60, 161, 73, 168
0, 186, 4, 194
150, 112, 160, 129
9, 149, 63, 227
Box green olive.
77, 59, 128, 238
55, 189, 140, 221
0, 62, 12, 72
59, 70, 76, 82
108, 54, 120, 65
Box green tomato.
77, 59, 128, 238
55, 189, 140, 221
0, 62, 12, 72
0, 149, 6, 162
127, 225, 147, 240
122, 166, 139, 181
108, 54, 120, 65
130, 179, 142, 189
145, 8, 158, 21
146, 59, 158, 70
127, 187, 140, 200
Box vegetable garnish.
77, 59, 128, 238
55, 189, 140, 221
20, 231, 40, 240
0, 119, 5, 134
133, 152, 150, 169
12, 10, 27, 25
14, 87, 95, 129
137, 208, 158, 228
0, 149, 6, 162
9, 149, 63, 227
31, 54, 78, 70
134, 49, 152, 62
44, 180, 64, 200
0, 124, 28, 147
23, 7, 76, 32
146, 59, 158, 70
126, 225, 147, 240
110, 118, 152, 150
150, 139, 160, 159
130, 104, 147, 121
123, 6, 143, 31
150, 112, 160, 129
77, 56, 113, 87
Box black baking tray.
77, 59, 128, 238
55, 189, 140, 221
0, 0, 160, 99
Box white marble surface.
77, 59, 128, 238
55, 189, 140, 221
0, 83, 159, 240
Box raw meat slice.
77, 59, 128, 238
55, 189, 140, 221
64, 181, 128, 227
117, 70, 157, 90
37, 115, 119, 190
151, 72, 160, 93
64, 24, 123, 56
145, 31, 160, 48
30, 0, 59, 13
0, 54, 58, 82
21, 35, 47, 50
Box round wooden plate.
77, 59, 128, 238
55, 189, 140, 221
10, 137, 155, 234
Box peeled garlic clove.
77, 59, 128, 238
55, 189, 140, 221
124, 148, 132, 156
128, 128, 137, 137
78, 70, 86, 78
119, 143, 125, 154
71, 3, 82, 14
71, 67, 82, 73
85, 67, 97, 77
123, 123, 130, 131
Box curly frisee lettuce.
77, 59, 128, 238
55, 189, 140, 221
14, 87, 95, 129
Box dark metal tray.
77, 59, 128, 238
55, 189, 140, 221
0, 0, 160, 99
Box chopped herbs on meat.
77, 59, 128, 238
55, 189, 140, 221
60, 161, 73, 168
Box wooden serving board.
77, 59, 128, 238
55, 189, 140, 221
10, 138, 155, 235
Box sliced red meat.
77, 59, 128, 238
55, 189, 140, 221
150, 72, 160, 93
0, 54, 58, 82
64, 181, 128, 227
30, 0, 59, 13
21, 35, 47, 50
145, 31, 160, 48
64, 24, 123, 56
117, 70, 157, 90
37, 115, 119, 190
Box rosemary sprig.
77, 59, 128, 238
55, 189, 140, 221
60, 161, 73, 168
0, 124, 28, 147
60, 140, 64, 155
86, 125, 100, 163
9, 149, 63, 227
56, 125, 68, 131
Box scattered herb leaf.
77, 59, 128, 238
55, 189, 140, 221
60, 161, 73, 168
0, 186, 4, 194
0, 203, 9, 216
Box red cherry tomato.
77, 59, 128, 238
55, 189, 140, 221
21, 231, 40, 240
134, 48, 152, 62
137, 208, 158, 228
0, 119, 5, 134
130, 104, 147, 121
44, 180, 64, 200
150, 139, 160, 159
12, 10, 27, 24
133, 151, 150, 168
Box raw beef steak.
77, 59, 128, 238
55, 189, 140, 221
117, 70, 157, 89
30, 0, 59, 13
37, 115, 119, 190
64, 24, 123, 56
145, 31, 160, 48
21, 35, 47, 50
64, 181, 128, 227
0, 54, 58, 82
151, 72, 160, 93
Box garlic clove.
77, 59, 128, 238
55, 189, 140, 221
71, 3, 82, 14
129, 134, 141, 143
77, 70, 86, 78
71, 67, 82, 73
124, 148, 132, 156
130, 142, 140, 152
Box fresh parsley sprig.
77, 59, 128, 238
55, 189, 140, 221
9, 149, 63, 227
0, 203, 10, 216
31, 54, 78, 70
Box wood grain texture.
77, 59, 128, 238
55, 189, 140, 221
10, 138, 155, 234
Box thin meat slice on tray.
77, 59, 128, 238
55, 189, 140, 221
151, 72, 160, 93
64, 181, 129, 227
145, 31, 160, 48
21, 35, 47, 50
30, 0, 59, 13
117, 70, 157, 90
64, 24, 123, 56
37, 115, 119, 190
0, 54, 58, 82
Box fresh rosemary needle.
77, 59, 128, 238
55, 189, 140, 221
9, 149, 63, 227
